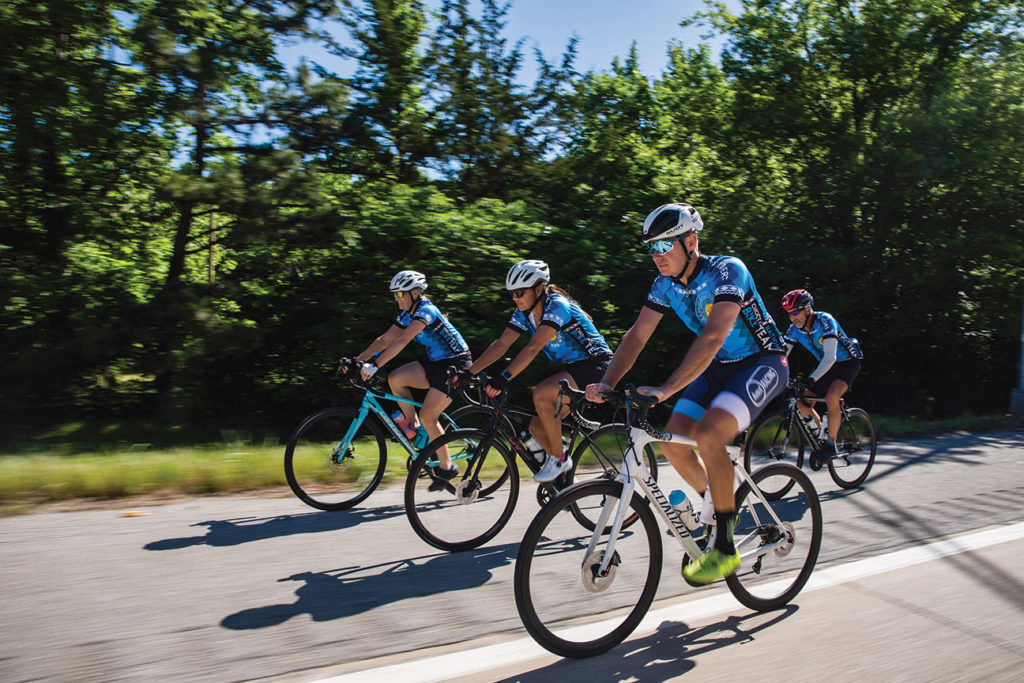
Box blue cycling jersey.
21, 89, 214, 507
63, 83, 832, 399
644, 255, 786, 362
784, 311, 863, 362
507, 291, 612, 363
395, 298, 470, 362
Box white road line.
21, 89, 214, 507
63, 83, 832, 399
312, 521, 1024, 683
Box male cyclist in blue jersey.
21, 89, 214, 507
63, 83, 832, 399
586, 203, 789, 585
781, 288, 863, 466
469, 259, 614, 483
353, 270, 472, 488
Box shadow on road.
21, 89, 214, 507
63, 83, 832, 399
220, 542, 518, 630
495, 607, 797, 681
143, 504, 407, 550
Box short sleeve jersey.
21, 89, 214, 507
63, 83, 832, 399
395, 298, 470, 361
507, 292, 612, 363
644, 255, 786, 362
784, 311, 863, 362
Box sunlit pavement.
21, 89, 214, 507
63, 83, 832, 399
304, 524, 1024, 682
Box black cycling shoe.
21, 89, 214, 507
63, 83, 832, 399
428, 465, 459, 492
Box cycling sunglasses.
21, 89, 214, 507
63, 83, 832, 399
646, 237, 679, 255
510, 287, 532, 299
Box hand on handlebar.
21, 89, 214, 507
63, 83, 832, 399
360, 362, 379, 381
484, 372, 508, 398
636, 385, 670, 403
585, 382, 613, 403
791, 376, 814, 392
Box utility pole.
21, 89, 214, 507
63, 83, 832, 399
1013, 281, 1024, 413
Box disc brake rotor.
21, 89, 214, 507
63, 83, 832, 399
581, 549, 619, 593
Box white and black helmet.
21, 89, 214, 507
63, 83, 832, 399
641, 203, 703, 243
389, 270, 428, 292
505, 259, 550, 290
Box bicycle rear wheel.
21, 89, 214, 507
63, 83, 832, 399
284, 407, 387, 511
568, 423, 659, 530
405, 428, 519, 552
725, 463, 822, 611
514, 480, 662, 659
743, 412, 803, 500
828, 408, 877, 489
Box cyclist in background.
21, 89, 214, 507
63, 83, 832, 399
586, 203, 789, 585
353, 270, 472, 489
780, 288, 863, 465
469, 259, 614, 483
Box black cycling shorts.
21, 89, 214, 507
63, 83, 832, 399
421, 353, 472, 393
810, 359, 861, 395
561, 355, 612, 389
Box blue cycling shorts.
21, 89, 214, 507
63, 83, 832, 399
672, 353, 789, 431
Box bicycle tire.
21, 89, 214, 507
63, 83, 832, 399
514, 479, 662, 658
725, 463, 822, 611
284, 406, 388, 511
567, 423, 659, 531
828, 407, 877, 489
405, 428, 519, 552
743, 412, 803, 500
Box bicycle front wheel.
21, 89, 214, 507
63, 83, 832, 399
405, 429, 519, 552
828, 408, 877, 489
568, 423, 659, 530
284, 407, 387, 511
514, 480, 662, 659
725, 463, 822, 611
743, 412, 803, 500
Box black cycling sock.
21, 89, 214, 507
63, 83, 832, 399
714, 511, 736, 555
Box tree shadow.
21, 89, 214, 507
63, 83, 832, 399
496, 607, 797, 681
143, 504, 406, 550
220, 542, 518, 630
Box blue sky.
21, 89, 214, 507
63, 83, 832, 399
276, 0, 739, 82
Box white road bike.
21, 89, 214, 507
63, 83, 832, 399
513, 386, 823, 658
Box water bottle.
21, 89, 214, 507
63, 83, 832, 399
391, 410, 418, 440
668, 489, 700, 531
413, 425, 429, 449
801, 414, 818, 442
521, 431, 546, 463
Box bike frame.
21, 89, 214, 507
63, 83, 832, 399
786, 393, 854, 451
343, 386, 442, 457
589, 418, 793, 577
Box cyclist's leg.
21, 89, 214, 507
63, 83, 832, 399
420, 387, 455, 468
685, 354, 788, 583
662, 371, 716, 495
388, 361, 430, 426
824, 379, 849, 441
529, 371, 574, 458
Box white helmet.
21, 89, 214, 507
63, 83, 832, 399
389, 270, 428, 292
641, 203, 703, 243
505, 259, 550, 290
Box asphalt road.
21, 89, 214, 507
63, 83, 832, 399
2, 430, 1023, 682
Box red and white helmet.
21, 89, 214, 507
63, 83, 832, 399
781, 289, 814, 312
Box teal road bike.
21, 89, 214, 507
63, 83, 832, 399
284, 358, 490, 511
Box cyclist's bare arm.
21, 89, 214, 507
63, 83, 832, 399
503, 324, 557, 379
468, 328, 519, 375
648, 301, 739, 401
371, 319, 426, 369
356, 324, 402, 362
587, 307, 663, 402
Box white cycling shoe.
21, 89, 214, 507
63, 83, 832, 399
534, 455, 572, 483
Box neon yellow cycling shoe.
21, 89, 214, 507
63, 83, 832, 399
683, 547, 740, 585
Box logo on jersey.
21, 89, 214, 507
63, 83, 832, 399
704, 302, 713, 317
747, 366, 780, 407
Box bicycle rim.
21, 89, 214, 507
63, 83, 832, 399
744, 412, 802, 500
514, 481, 662, 658
725, 463, 822, 611
405, 429, 519, 552
568, 424, 658, 531
284, 407, 387, 511
829, 408, 877, 489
